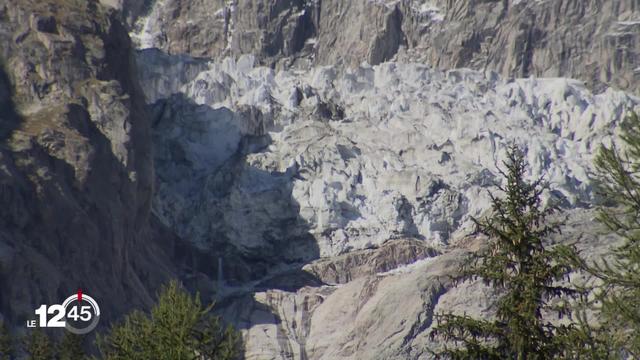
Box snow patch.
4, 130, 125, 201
413, 2, 444, 23
130, 0, 168, 49
377, 257, 437, 277
617, 20, 640, 26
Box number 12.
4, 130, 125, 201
34, 305, 66, 327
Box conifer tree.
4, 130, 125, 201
429, 145, 581, 359
194, 315, 243, 359
56, 333, 85, 360
563, 111, 640, 357
97, 280, 241, 360
0, 320, 12, 360
23, 328, 54, 360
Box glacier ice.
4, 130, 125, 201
139, 52, 639, 262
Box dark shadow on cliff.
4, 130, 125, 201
149, 93, 323, 328
0, 65, 23, 323
0, 96, 179, 336
0, 67, 20, 144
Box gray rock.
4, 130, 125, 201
130, 0, 640, 93
396, 0, 640, 94
216, 210, 611, 360
302, 238, 438, 285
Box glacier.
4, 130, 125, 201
133, 47, 639, 359
139, 53, 638, 262
102, 0, 640, 355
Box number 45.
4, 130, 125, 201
67, 305, 92, 322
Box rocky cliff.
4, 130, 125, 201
131, 0, 640, 93
0, 0, 178, 327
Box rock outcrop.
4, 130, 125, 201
218, 210, 608, 360
0, 0, 177, 326
131, 0, 640, 93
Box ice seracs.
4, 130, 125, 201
138, 52, 639, 262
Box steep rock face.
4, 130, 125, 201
313, 1, 407, 67
130, 0, 640, 92
396, 0, 640, 94
131, 0, 319, 68
0, 0, 176, 325
128, 0, 413, 68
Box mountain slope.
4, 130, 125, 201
1, 0, 638, 358
0, 0, 178, 325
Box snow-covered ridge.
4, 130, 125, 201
139, 53, 639, 260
